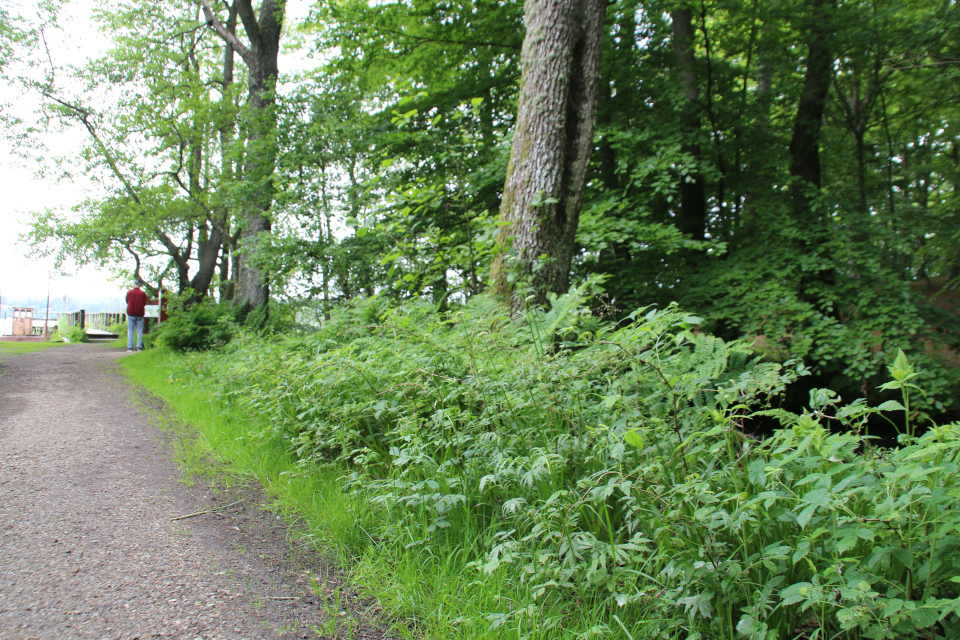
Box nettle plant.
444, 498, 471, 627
205, 294, 960, 639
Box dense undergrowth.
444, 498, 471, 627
150, 292, 960, 639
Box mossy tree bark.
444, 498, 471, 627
489, 0, 606, 309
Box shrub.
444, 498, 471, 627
56, 324, 89, 343
107, 321, 127, 336
158, 297, 237, 352
180, 294, 960, 638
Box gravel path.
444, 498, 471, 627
0, 344, 384, 640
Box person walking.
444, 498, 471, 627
125, 279, 148, 352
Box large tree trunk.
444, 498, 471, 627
671, 7, 706, 240
788, 0, 835, 220
203, 0, 285, 311
788, 0, 836, 295
489, 0, 606, 309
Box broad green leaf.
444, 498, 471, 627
624, 430, 644, 449
878, 400, 906, 412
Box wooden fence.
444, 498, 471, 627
58, 311, 165, 335
58, 311, 127, 330
87, 312, 127, 329
59, 310, 84, 329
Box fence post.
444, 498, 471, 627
79, 310, 85, 329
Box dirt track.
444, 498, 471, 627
0, 344, 382, 640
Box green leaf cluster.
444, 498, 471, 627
171, 296, 960, 638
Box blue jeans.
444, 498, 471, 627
127, 315, 144, 350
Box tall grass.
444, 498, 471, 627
132, 292, 960, 639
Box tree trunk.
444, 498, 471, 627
737, 19, 774, 236
788, 0, 836, 296
671, 7, 706, 240
219, 236, 233, 301
489, 0, 606, 309
189, 220, 225, 298
203, 0, 285, 311
217, 2, 238, 304
788, 0, 835, 221
596, 3, 638, 192
230, 231, 241, 298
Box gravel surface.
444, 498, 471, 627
0, 344, 388, 640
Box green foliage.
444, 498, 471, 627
106, 321, 127, 336
23, 0, 241, 296
55, 324, 89, 344
240, 301, 268, 334
170, 296, 960, 638
157, 297, 237, 353
259, 0, 960, 418
20, 0, 959, 416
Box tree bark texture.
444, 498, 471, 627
788, 0, 835, 221
203, 0, 285, 310
671, 7, 706, 240
489, 0, 606, 308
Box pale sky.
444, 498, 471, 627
0, 0, 315, 304
1, 0, 118, 302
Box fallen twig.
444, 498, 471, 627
266, 596, 300, 600
170, 499, 242, 521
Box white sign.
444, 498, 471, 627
144, 305, 160, 318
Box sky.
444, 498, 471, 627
0, 0, 315, 307
0, 0, 120, 304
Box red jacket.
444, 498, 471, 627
126, 287, 148, 316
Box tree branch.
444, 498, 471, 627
124, 242, 143, 282
201, 0, 252, 66
235, 0, 263, 52
379, 27, 521, 51
41, 91, 144, 206
41, 91, 194, 281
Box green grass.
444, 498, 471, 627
0, 339, 66, 355
120, 348, 575, 639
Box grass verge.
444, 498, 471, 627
120, 348, 547, 640
119, 347, 361, 539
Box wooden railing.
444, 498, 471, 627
86, 312, 127, 329
57, 311, 164, 335
58, 311, 126, 330
58, 310, 86, 329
